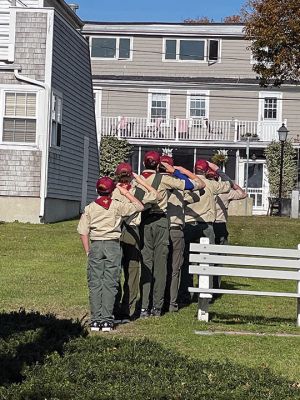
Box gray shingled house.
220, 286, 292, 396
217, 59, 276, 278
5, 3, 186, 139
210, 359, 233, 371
0, 0, 99, 223
83, 21, 300, 214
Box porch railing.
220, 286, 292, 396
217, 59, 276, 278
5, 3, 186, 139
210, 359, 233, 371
98, 117, 286, 142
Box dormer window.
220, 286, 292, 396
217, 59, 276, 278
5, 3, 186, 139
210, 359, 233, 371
163, 38, 221, 62
90, 37, 132, 60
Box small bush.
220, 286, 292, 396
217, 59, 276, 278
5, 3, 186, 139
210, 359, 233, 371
1, 336, 298, 400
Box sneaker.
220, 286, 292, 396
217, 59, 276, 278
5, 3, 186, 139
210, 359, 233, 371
140, 308, 150, 318
90, 321, 101, 332
101, 321, 114, 332
150, 307, 162, 317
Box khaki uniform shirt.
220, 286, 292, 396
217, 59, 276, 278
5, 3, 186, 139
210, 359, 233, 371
141, 170, 186, 214
112, 180, 158, 226
77, 199, 141, 241
184, 176, 230, 223
167, 189, 185, 227
215, 189, 245, 223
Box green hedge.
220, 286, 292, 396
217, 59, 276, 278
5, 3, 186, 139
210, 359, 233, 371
1, 334, 298, 400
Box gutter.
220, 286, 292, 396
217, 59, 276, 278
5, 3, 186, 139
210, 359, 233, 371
14, 68, 51, 221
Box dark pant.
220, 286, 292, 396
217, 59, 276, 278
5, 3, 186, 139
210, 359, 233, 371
119, 225, 141, 318
213, 222, 229, 245
87, 240, 122, 324
165, 226, 185, 310
140, 215, 169, 310
179, 222, 215, 303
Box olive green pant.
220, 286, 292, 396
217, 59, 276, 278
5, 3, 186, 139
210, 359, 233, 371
165, 227, 185, 310
119, 225, 141, 318
87, 240, 121, 324
140, 215, 169, 310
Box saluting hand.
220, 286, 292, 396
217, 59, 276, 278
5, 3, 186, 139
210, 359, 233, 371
133, 173, 145, 184
160, 161, 175, 174
207, 161, 219, 172
116, 183, 128, 195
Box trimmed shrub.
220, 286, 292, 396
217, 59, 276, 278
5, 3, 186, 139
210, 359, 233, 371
1, 336, 298, 400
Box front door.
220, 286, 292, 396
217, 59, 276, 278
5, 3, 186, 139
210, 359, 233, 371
258, 92, 282, 141
239, 160, 269, 213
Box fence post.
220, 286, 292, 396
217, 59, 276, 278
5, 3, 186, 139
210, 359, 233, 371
197, 237, 212, 322
234, 119, 238, 142
291, 190, 299, 219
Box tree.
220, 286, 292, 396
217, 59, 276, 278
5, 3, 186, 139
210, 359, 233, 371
184, 15, 244, 24
99, 136, 133, 177
264, 140, 297, 197
243, 0, 300, 86
184, 17, 214, 24
222, 15, 244, 23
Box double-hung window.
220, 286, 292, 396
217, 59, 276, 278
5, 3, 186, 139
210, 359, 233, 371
2, 92, 37, 143
148, 90, 170, 123
51, 92, 63, 148
164, 39, 220, 62
91, 37, 132, 60
187, 91, 209, 122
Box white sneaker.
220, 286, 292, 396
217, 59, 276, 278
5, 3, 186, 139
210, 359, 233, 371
101, 321, 114, 332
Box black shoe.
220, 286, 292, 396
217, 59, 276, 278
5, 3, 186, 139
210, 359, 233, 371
150, 307, 162, 317
101, 321, 114, 332
90, 321, 101, 332
121, 315, 131, 324
140, 308, 150, 318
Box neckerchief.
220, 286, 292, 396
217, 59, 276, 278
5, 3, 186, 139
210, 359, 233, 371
95, 196, 112, 210
142, 171, 155, 179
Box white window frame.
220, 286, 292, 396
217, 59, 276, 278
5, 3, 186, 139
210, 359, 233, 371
186, 90, 210, 124
0, 88, 39, 146
162, 38, 221, 63
258, 91, 282, 122
147, 89, 170, 126
50, 90, 63, 149
90, 36, 133, 61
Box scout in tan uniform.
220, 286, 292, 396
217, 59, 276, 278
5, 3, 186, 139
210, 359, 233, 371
112, 162, 159, 321
140, 151, 202, 317
159, 155, 205, 313
77, 177, 144, 332
206, 169, 247, 245
179, 159, 231, 304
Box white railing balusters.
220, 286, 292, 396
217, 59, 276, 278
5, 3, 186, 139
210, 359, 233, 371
98, 117, 285, 142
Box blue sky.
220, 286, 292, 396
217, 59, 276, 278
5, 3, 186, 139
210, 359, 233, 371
76, 0, 246, 23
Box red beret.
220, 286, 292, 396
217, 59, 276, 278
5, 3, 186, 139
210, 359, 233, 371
160, 155, 174, 166
115, 162, 133, 176
144, 151, 160, 164
195, 159, 209, 172
96, 177, 116, 194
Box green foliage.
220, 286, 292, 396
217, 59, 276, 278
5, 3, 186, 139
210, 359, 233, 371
1, 336, 298, 400
99, 137, 133, 177
264, 140, 297, 197
211, 150, 228, 167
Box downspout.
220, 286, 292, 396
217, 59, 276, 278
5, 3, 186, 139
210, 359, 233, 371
14, 69, 51, 221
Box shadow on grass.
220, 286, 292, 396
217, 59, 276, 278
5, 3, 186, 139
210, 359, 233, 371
0, 309, 87, 387
210, 312, 295, 327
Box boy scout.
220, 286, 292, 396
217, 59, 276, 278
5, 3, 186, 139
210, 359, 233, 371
160, 155, 204, 313
112, 162, 159, 321
140, 151, 203, 317
179, 159, 231, 304
77, 176, 144, 332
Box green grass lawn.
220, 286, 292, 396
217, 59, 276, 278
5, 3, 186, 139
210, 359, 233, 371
1, 217, 300, 386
